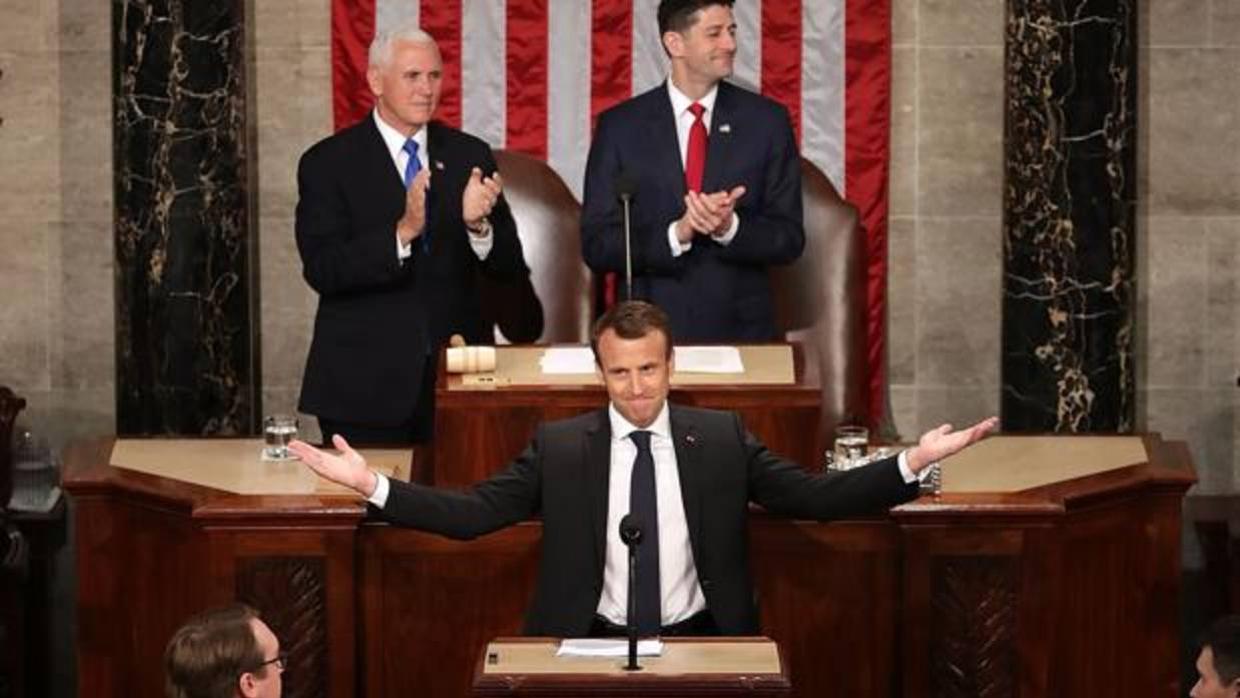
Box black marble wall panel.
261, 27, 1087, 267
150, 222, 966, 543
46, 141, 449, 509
1002, 0, 1136, 432
113, 0, 257, 434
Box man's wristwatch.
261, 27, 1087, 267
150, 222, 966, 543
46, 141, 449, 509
466, 216, 492, 237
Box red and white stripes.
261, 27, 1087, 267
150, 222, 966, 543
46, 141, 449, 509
330, 0, 891, 425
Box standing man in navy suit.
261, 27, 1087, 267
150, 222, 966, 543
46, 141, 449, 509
296, 24, 532, 445
581, 0, 804, 342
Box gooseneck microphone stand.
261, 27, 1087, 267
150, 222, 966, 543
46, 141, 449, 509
619, 514, 644, 671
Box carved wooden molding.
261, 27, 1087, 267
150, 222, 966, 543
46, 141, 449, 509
930, 555, 1019, 698
237, 557, 328, 698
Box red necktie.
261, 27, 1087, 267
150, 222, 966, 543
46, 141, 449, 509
684, 102, 707, 193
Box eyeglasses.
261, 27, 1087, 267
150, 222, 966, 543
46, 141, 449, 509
254, 652, 287, 672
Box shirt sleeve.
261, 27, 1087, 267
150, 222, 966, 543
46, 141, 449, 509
367, 471, 391, 507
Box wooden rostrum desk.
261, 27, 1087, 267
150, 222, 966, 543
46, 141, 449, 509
67, 427, 1194, 695
417, 344, 823, 487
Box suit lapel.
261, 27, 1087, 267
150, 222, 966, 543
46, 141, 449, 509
584, 412, 613, 579
425, 122, 455, 254
703, 81, 737, 194
670, 407, 704, 560
361, 116, 408, 204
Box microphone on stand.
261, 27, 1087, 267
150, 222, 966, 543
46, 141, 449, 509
619, 513, 644, 671
614, 173, 639, 300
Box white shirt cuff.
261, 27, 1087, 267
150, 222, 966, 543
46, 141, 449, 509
668, 221, 692, 257
367, 471, 391, 507
467, 224, 494, 260
897, 450, 928, 484
711, 212, 740, 245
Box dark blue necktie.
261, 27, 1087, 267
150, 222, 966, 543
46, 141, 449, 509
402, 138, 421, 188
629, 430, 661, 636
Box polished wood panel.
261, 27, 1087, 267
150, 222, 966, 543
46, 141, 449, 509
428, 345, 823, 487
65, 434, 1195, 698
471, 637, 791, 696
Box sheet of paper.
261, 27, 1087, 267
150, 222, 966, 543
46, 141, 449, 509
539, 347, 597, 374
538, 346, 745, 375
556, 638, 664, 657
672, 346, 744, 373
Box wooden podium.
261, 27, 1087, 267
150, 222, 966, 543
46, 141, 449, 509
64, 433, 1195, 698
472, 637, 791, 697
424, 344, 822, 486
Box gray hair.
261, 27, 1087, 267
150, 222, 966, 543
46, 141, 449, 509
368, 22, 439, 69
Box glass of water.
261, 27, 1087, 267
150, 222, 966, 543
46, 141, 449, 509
263, 414, 298, 460
827, 425, 869, 471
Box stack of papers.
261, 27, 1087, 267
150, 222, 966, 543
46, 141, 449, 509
556, 638, 664, 657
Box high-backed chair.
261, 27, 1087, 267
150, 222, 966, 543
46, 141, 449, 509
771, 159, 868, 440
490, 150, 593, 343
0, 386, 24, 517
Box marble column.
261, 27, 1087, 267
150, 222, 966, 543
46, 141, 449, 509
113, 0, 257, 435
1002, 0, 1136, 432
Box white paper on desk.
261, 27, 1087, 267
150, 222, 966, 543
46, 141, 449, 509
539, 347, 597, 374
556, 639, 664, 657
672, 346, 744, 373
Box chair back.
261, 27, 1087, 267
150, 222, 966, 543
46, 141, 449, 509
492, 150, 593, 343
0, 387, 26, 515
771, 159, 868, 439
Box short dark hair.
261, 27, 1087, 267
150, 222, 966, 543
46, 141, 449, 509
1202, 615, 1240, 685
590, 301, 674, 364
657, 0, 735, 35
165, 604, 266, 698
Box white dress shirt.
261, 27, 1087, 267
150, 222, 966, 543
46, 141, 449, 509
371, 110, 493, 261
596, 402, 706, 626
664, 80, 740, 257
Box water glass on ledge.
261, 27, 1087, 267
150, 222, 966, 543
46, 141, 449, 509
825, 425, 868, 471
263, 415, 298, 460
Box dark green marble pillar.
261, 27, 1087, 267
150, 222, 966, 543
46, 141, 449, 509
113, 0, 257, 434
1002, 0, 1137, 432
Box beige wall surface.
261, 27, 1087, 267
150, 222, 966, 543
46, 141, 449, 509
0, 0, 1236, 494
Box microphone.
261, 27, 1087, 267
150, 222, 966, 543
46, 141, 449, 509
618, 513, 644, 671
615, 173, 638, 300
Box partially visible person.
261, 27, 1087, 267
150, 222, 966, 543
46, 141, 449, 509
296, 22, 531, 446
1193, 615, 1240, 698
165, 603, 284, 698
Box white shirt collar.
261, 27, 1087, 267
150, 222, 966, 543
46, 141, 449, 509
666, 79, 719, 120
372, 108, 427, 162
608, 401, 673, 443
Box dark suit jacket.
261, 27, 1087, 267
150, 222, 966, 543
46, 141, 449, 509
580, 81, 805, 342
296, 116, 529, 427
377, 405, 919, 637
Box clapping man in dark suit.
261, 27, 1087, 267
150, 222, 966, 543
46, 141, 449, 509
289, 301, 998, 638
296, 23, 531, 445
581, 0, 804, 342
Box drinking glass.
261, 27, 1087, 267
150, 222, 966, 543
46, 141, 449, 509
263, 415, 298, 460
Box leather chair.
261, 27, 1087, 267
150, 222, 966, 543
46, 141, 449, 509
0, 386, 24, 518
490, 150, 593, 343
771, 159, 868, 441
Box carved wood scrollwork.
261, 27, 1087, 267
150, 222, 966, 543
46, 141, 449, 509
930, 555, 1019, 698
237, 557, 328, 698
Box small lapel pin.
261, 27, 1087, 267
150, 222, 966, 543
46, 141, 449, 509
434, 160, 445, 171
718, 123, 732, 134
685, 434, 697, 445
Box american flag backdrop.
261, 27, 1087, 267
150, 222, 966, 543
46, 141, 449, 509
330, 0, 893, 426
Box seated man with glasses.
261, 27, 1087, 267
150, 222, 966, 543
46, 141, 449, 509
164, 603, 284, 698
